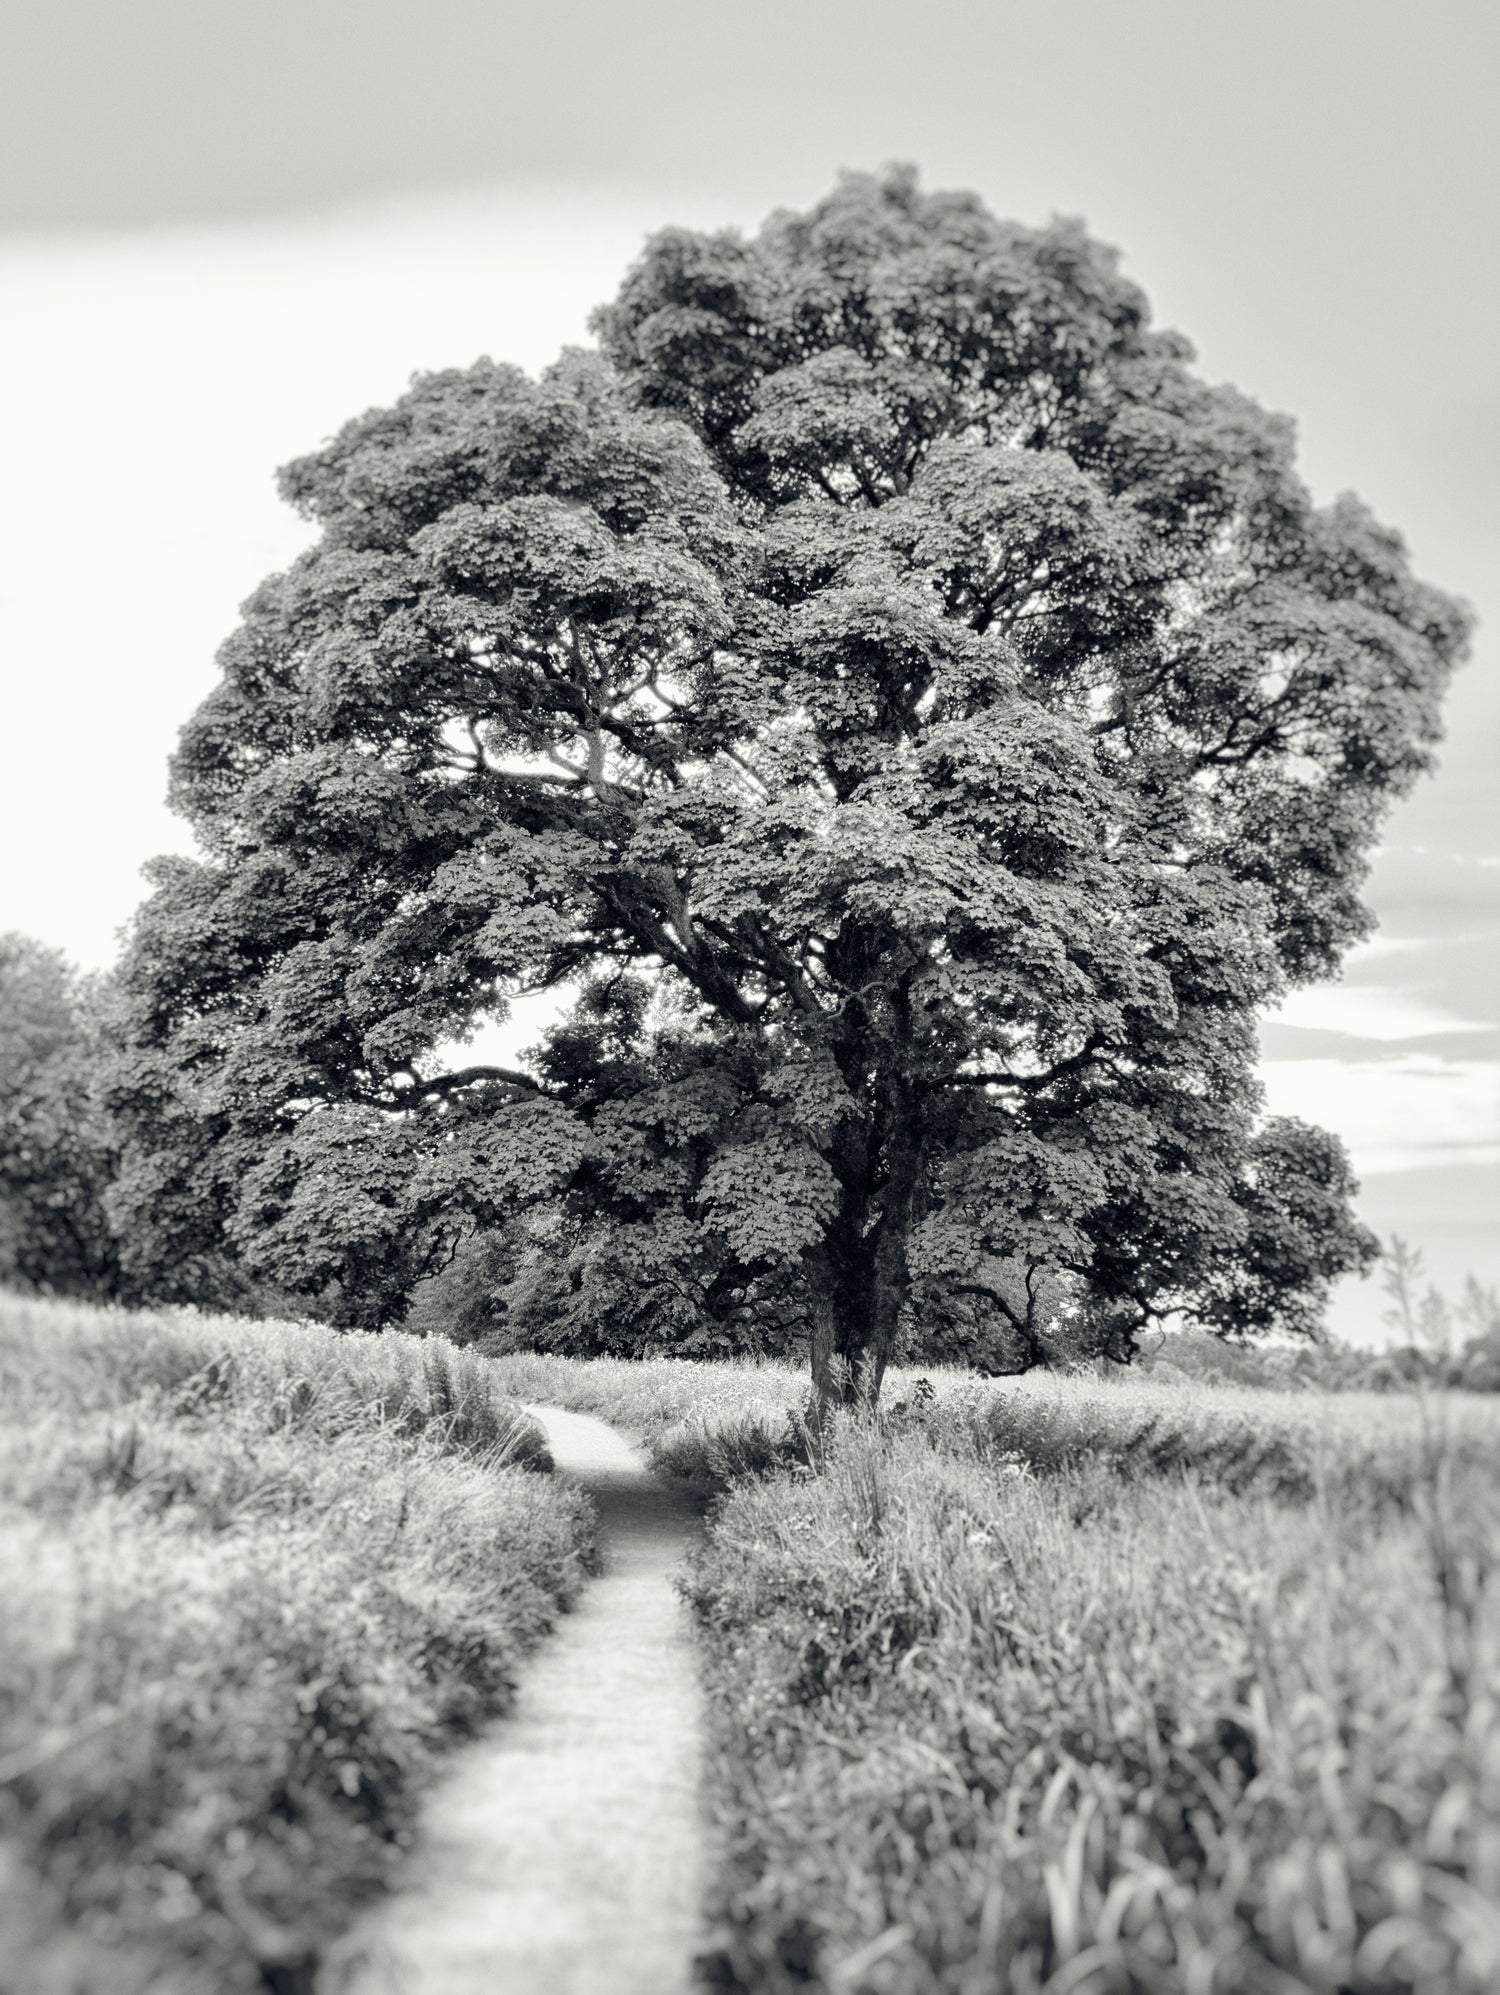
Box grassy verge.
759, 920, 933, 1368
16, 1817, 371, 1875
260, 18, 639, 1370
482, 1347, 1500, 1515
0, 1294, 594, 1995
902, 1368, 1500, 1509
684, 1380, 1500, 1994
483, 1349, 811, 1497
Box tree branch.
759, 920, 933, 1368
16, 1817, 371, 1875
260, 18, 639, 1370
598, 882, 762, 1026
494, 765, 587, 789
406, 1064, 544, 1098
940, 1035, 1102, 1094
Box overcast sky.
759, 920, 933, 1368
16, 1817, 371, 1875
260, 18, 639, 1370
1, 0, 1494, 1336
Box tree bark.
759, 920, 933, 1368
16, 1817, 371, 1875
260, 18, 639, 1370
807, 1111, 922, 1415
806, 956, 925, 1414
808, 1244, 867, 1412
864, 1119, 922, 1399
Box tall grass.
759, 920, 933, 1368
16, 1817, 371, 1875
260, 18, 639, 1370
902, 1368, 1500, 1510
685, 1385, 1500, 1993
481, 1349, 1500, 1515
483, 1349, 809, 1496
0, 1294, 594, 1995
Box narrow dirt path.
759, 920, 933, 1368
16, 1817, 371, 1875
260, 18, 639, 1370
322, 1406, 707, 1995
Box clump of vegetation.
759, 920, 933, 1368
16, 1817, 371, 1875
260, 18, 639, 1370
684, 1382, 1500, 1993
0, 932, 119, 1301
0, 1293, 593, 1994
483, 1348, 813, 1503
907, 1367, 1500, 1511
1373, 1240, 1500, 1392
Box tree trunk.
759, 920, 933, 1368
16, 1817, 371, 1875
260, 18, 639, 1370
808, 1249, 871, 1413
862, 1115, 921, 1400
807, 1118, 922, 1415
809, 967, 924, 1416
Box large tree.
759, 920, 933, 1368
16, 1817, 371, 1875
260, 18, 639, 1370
112, 172, 1466, 1394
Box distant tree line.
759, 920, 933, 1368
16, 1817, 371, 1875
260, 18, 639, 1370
0, 934, 119, 1300
0, 932, 305, 1319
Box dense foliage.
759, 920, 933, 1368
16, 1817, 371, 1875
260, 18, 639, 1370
0, 932, 118, 1299
111, 170, 1466, 1386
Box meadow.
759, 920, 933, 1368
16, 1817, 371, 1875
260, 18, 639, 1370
492, 1351, 1500, 1993
0, 1295, 594, 1994
681, 1378, 1500, 1994
6, 1308, 1499, 1995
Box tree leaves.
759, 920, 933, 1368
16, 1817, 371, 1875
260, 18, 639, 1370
110, 170, 1463, 1368
698, 1126, 841, 1267
0, 936, 118, 1300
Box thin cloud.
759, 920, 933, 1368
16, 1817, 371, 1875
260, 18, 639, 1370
1266, 985, 1495, 1042
1261, 1055, 1500, 1176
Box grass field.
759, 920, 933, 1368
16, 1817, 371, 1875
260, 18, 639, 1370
493, 1352, 1500, 1992
9, 1312, 1499, 1995
673, 1372, 1500, 1994
0, 1294, 595, 1995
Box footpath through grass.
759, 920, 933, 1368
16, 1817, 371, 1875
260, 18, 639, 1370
484, 1349, 810, 1498
0, 1294, 594, 1995
505, 1354, 1500, 1993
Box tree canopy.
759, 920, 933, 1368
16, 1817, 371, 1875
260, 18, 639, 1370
1, 934, 119, 1300
110, 170, 1467, 1391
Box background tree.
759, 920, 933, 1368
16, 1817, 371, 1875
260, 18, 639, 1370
112, 171, 1465, 1394
0, 933, 119, 1299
